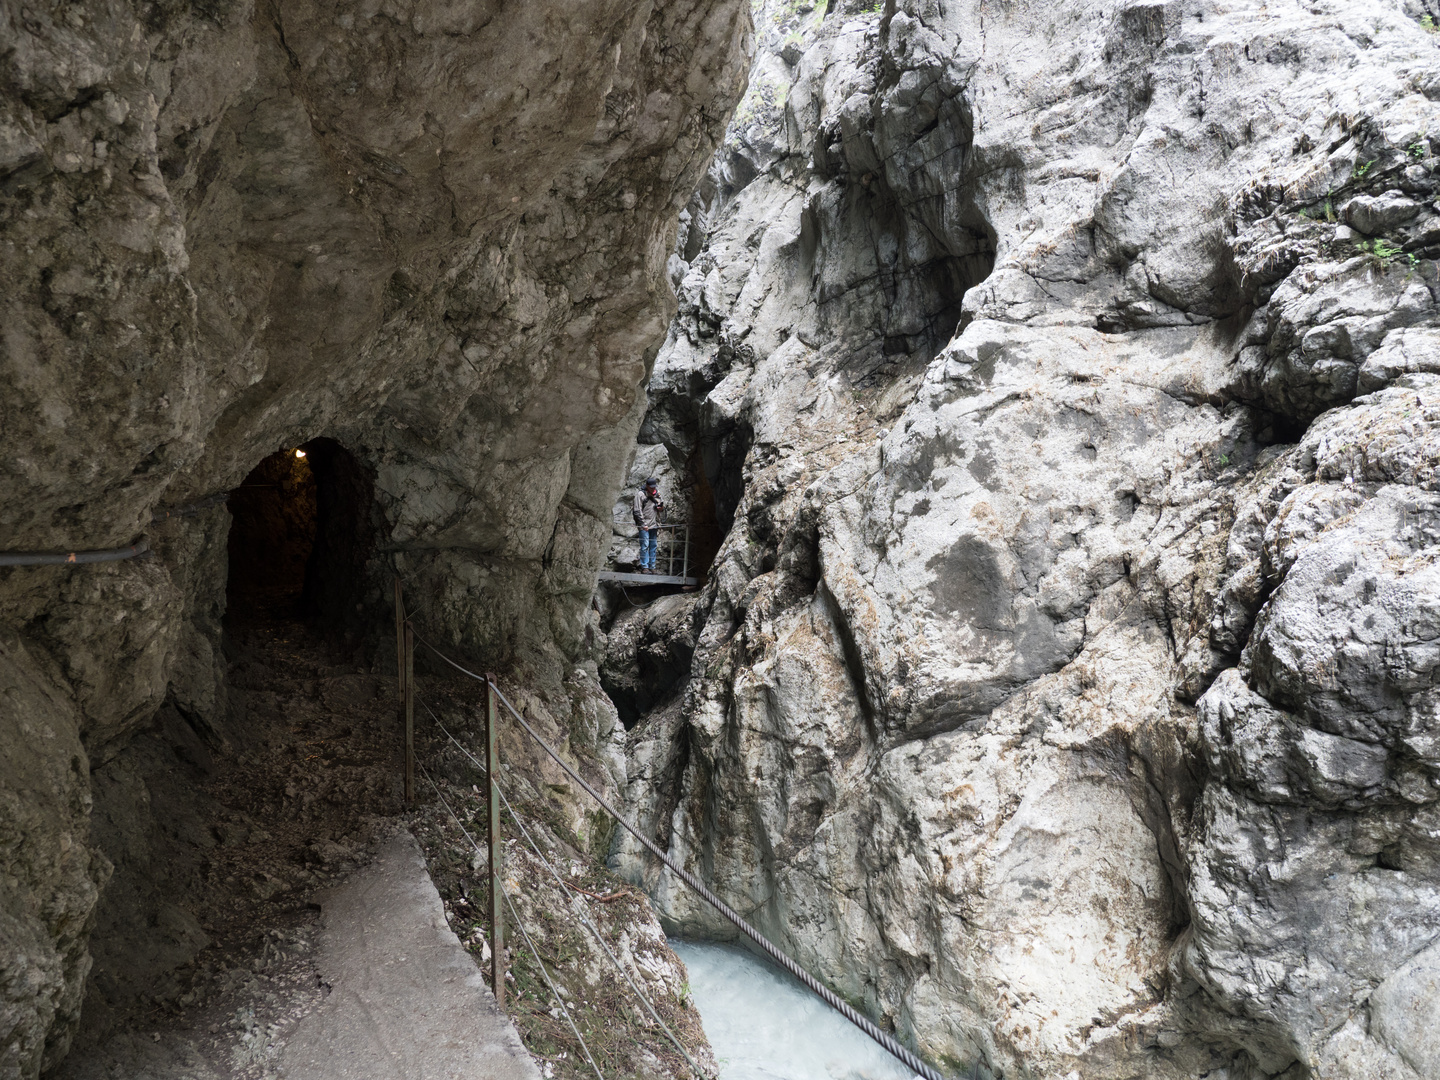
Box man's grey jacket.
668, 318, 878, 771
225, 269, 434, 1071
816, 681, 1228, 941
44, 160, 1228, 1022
632, 489, 662, 529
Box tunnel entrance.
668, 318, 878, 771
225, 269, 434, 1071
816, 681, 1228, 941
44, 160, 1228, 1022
225, 438, 375, 629
227, 447, 317, 620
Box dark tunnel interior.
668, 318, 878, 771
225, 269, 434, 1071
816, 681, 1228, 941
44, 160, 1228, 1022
225, 438, 375, 630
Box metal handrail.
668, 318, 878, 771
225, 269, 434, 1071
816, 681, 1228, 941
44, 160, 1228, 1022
622, 520, 720, 579
0, 492, 229, 567
397, 603, 949, 1080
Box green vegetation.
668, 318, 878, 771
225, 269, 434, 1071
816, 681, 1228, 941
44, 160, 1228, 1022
1357, 237, 1413, 268
1423, 13, 1437, 32
1409, 139, 1430, 160
1353, 158, 1376, 180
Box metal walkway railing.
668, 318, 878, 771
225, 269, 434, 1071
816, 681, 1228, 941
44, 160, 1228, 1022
596, 521, 720, 586
393, 580, 949, 1080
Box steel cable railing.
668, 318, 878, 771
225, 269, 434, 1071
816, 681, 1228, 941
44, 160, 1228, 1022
398, 605, 947, 1080
492, 778, 710, 1080
420, 691, 707, 1078
418, 757, 605, 1080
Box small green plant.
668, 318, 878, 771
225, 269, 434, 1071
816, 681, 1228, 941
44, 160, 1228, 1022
1354, 158, 1377, 180
1409, 139, 1429, 160
1218, 453, 1231, 467
1359, 237, 1406, 265
1423, 13, 1437, 31
1324, 198, 1337, 223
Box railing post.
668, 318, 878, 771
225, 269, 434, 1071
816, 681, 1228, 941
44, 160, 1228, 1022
403, 623, 414, 804
485, 676, 505, 1009
393, 579, 405, 691
682, 524, 690, 581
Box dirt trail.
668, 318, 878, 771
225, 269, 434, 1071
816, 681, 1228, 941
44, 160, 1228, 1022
54, 618, 411, 1080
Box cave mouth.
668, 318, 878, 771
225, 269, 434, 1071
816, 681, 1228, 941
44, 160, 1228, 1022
226, 438, 375, 630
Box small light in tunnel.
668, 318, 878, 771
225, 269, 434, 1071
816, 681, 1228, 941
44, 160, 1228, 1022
294, 449, 306, 458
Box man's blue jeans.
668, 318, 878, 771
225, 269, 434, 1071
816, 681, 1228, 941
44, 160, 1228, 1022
639, 528, 657, 570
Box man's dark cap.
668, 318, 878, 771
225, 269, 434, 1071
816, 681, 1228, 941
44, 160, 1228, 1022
644, 477, 658, 487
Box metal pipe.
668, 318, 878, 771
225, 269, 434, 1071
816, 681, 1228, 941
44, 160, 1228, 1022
404, 623, 415, 803
394, 580, 406, 701
3, 491, 226, 568
0, 538, 150, 567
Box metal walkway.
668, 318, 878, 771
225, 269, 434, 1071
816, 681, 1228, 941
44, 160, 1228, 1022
604, 521, 708, 586
595, 570, 698, 586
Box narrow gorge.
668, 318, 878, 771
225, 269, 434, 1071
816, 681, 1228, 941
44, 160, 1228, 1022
4, 1, 1440, 1079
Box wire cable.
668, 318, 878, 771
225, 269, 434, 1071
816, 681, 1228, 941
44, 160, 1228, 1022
487, 677, 937, 1080
493, 776, 709, 1079
421, 690, 706, 1076
406, 624, 943, 1080
499, 879, 606, 1080
418, 759, 605, 1080
418, 695, 488, 777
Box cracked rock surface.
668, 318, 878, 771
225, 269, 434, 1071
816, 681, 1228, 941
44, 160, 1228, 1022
607, 2, 1440, 1078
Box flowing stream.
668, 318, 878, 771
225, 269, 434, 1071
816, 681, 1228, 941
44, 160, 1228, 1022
669, 939, 924, 1080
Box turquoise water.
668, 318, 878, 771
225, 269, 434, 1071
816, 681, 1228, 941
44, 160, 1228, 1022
668, 940, 922, 1080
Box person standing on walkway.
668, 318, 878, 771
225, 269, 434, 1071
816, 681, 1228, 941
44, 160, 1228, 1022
632, 477, 664, 574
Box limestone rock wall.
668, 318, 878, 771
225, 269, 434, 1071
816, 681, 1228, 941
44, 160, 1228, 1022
608, 2, 1440, 1077
0, 1, 751, 1075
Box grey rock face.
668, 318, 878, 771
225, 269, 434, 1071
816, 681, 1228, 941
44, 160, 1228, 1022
1, 0, 751, 1072
610, 2, 1440, 1078
1347, 192, 1427, 237
0, 631, 110, 1079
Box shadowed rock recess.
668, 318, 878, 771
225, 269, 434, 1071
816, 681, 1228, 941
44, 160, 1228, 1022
603, 1, 1440, 1079
0, 0, 750, 1076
